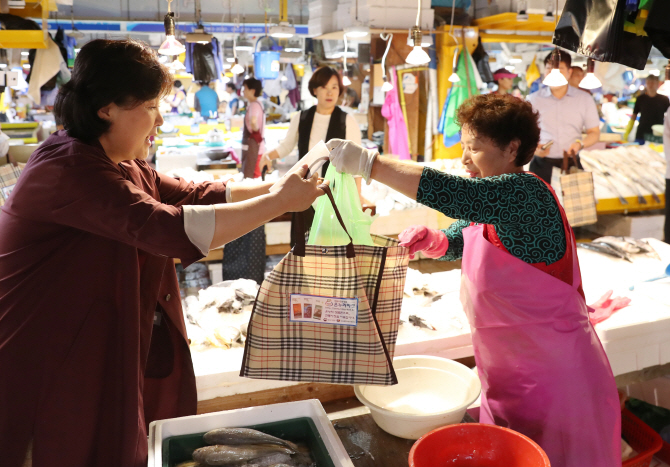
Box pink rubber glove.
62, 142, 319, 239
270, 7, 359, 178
398, 225, 449, 260
587, 290, 632, 326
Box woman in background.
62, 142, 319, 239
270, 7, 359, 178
167, 79, 187, 113
262, 66, 361, 246
241, 77, 265, 179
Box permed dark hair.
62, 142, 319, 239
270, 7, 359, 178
54, 39, 173, 143
242, 78, 263, 97
308, 66, 344, 98
456, 93, 541, 167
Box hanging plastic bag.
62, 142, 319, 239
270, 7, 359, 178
553, 0, 652, 70
307, 164, 376, 246
644, 0, 670, 58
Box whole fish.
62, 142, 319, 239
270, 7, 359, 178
577, 242, 633, 262
203, 428, 299, 451
192, 444, 295, 466
409, 315, 436, 330
593, 236, 643, 254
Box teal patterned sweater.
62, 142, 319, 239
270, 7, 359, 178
416, 168, 566, 264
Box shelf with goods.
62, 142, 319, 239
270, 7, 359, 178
0, 0, 55, 49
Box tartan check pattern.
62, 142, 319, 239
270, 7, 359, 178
560, 171, 598, 227
241, 234, 409, 386
0, 163, 23, 207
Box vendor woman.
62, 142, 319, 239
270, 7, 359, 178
262, 66, 361, 246
327, 93, 621, 466
0, 39, 325, 467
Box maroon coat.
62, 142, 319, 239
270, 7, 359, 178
0, 131, 227, 467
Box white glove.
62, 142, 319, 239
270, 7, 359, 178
326, 138, 378, 183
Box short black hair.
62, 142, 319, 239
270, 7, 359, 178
226, 82, 237, 91
55, 39, 172, 143
457, 93, 541, 167
647, 74, 660, 82
174, 80, 182, 88
308, 66, 344, 98
243, 78, 263, 97
544, 49, 572, 68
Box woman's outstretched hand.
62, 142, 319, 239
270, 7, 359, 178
274, 165, 328, 212
398, 225, 449, 260
326, 138, 378, 182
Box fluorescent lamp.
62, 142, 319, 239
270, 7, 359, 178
579, 58, 602, 90
505, 65, 515, 72
509, 56, 522, 64
343, 75, 351, 86
270, 22, 295, 38
226, 57, 235, 63
20, 51, 29, 56
406, 27, 430, 65
658, 62, 670, 96
344, 25, 369, 38
23, 63, 30, 69
235, 35, 254, 52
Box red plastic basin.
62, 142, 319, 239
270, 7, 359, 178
409, 423, 551, 467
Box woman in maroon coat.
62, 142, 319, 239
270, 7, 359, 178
0, 39, 325, 467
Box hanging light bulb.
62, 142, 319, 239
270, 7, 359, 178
343, 75, 352, 86
448, 47, 460, 83
658, 61, 670, 96
579, 58, 602, 90
342, 34, 352, 87
406, 26, 430, 65
159, 5, 186, 56
381, 76, 393, 92
542, 48, 568, 87
231, 58, 244, 74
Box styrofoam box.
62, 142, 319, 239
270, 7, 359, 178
338, 0, 431, 10
337, 6, 434, 30
585, 213, 665, 241
309, 0, 338, 15
148, 399, 354, 467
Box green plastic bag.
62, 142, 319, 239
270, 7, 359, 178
307, 164, 376, 246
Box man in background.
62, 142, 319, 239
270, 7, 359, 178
527, 51, 601, 185
624, 74, 669, 143
194, 81, 220, 119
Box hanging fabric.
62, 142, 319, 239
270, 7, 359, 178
471, 37, 494, 84
381, 66, 410, 160
190, 43, 218, 83
397, 67, 427, 159
438, 47, 479, 147
526, 55, 541, 88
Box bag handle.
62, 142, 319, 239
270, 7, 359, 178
293, 183, 356, 258
562, 150, 578, 174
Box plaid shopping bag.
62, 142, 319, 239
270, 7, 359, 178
241, 186, 409, 386
560, 151, 598, 227
0, 163, 24, 207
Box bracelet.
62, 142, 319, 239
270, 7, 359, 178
575, 139, 584, 150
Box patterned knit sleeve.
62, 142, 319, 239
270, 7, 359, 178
436, 219, 469, 261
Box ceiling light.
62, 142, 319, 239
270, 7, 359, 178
0, 64, 7, 69
285, 46, 302, 53
509, 56, 522, 64
343, 75, 351, 86
344, 25, 370, 38
235, 34, 254, 52
658, 61, 670, 96
448, 72, 460, 83
405, 26, 430, 65
231, 59, 244, 75
20, 51, 28, 56
22, 63, 30, 69
159, 12, 186, 56
222, 62, 231, 69
381, 77, 393, 92
579, 58, 602, 90
186, 26, 213, 44
270, 22, 295, 38
504, 65, 515, 72
226, 57, 235, 63
542, 48, 568, 87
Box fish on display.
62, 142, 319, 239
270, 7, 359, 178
577, 242, 633, 262
203, 428, 299, 451
408, 315, 437, 330
192, 444, 295, 466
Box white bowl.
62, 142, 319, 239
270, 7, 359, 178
354, 356, 481, 440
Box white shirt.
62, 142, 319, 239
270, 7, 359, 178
274, 109, 362, 159
527, 86, 601, 159
663, 110, 670, 179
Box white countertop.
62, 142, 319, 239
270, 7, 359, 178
191, 239, 670, 401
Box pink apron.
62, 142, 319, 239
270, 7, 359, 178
459, 196, 621, 466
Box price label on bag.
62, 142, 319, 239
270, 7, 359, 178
289, 293, 358, 326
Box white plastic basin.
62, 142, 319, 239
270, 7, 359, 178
354, 356, 481, 440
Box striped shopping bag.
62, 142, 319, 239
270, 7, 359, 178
560, 151, 598, 227
241, 186, 409, 386
0, 163, 24, 206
